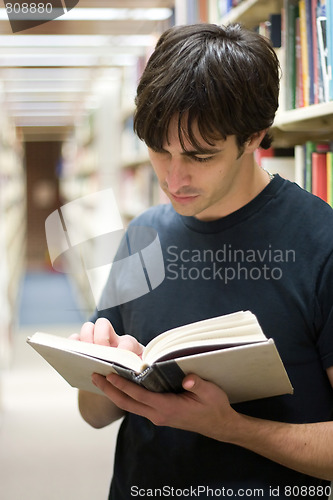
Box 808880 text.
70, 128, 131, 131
283, 485, 332, 497
5, 3, 53, 14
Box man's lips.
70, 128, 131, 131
169, 193, 199, 204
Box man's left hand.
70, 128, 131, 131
92, 372, 240, 442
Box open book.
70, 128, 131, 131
26, 310, 293, 404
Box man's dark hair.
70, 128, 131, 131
134, 23, 280, 152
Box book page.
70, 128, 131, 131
27, 332, 143, 373
144, 335, 266, 366
143, 311, 266, 364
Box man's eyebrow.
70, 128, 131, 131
181, 147, 222, 156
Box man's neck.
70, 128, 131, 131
195, 161, 271, 222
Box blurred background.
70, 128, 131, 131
0, 1, 179, 499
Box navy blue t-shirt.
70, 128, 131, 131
94, 175, 333, 499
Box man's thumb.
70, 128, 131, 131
182, 374, 202, 393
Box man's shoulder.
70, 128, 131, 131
282, 178, 333, 219
279, 179, 333, 254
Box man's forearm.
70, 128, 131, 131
95, 372, 333, 481
230, 414, 333, 481
78, 390, 125, 429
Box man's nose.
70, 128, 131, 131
165, 157, 191, 193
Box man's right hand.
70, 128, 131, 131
73, 317, 142, 428
70, 317, 144, 357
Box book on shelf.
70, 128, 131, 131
217, 0, 233, 17
299, 0, 311, 106
283, 0, 332, 108
219, 0, 332, 107
312, 0, 320, 104
325, 151, 332, 204
261, 156, 296, 182
255, 148, 297, 183
26, 310, 293, 405
283, 0, 299, 110
317, 13, 330, 102
312, 151, 328, 200
305, 140, 317, 191
295, 16, 305, 108
294, 144, 306, 186
327, 0, 333, 101
176, 0, 209, 24
257, 14, 282, 48
305, 0, 315, 104
295, 141, 333, 204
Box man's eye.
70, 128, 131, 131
193, 156, 213, 163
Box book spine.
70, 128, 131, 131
198, 0, 209, 22
305, 0, 315, 104
295, 16, 304, 108
316, 12, 329, 102
137, 361, 186, 393
327, 0, 333, 100
269, 13, 282, 48
312, 0, 320, 103
111, 364, 172, 393
299, 0, 310, 106
285, 0, 298, 109
327, 151, 333, 206
294, 144, 306, 187
312, 151, 328, 201
305, 140, 317, 191
294, 17, 304, 108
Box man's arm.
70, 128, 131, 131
78, 390, 125, 429
92, 368, 333, 481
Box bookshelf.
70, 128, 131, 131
117, 51, 170, 223
274, 101, 333, 132
59, 77, 123, 315
58, 60, 168, 314
216, 0, 282, 29
0, 110, 26, 369
210, 0, 333, 201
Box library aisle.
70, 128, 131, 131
0, 272, 121, 500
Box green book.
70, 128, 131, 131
305, 140, 317, 192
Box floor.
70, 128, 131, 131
0, 272, 121, 500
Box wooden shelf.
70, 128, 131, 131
272, 102, 333, 146
219, 0, 282, 28
274, 102, 333, 132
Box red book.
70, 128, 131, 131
312, 152, 328, 201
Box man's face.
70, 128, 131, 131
148, 118, 253, 221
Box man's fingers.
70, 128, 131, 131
79, 321, 94, 343
68, 333, 80, 341
106, 373, 164, 408
93, 373, 156, 418
118, 335, 144, 356
78, 317, 143, 354
94, 317, 119, 347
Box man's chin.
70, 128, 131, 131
170, 200, 201, 217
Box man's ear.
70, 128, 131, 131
244, 130, 268, 153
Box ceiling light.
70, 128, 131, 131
0, 53, 135, 67
0, 34, 157, 47
0, 8, 173, 21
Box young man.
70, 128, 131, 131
76, 24, 333, 499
